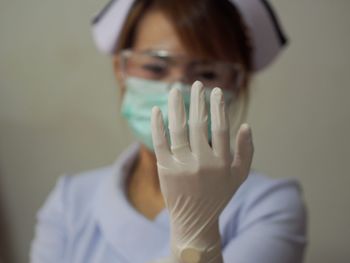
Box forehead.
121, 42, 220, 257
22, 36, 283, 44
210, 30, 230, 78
132, 9, 189, 55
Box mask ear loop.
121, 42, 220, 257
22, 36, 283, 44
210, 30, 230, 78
119, 49, 132, 84
114, 50, 130, 100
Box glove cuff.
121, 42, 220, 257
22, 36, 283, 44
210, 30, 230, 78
170, 221, 223, 263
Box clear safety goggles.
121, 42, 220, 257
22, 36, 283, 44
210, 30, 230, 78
119, 49, 244, 92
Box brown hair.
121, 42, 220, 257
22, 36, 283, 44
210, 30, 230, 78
115, 0, 253, 127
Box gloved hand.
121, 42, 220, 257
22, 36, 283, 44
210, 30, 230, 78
151, 81, 254, 263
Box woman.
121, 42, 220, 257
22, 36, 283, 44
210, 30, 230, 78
31, 0, 307, 262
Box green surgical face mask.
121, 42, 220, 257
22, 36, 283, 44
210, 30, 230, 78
121, 77, 233, 151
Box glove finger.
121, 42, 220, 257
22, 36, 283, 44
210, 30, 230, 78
151, 106, 172, 165
168, 87, 190, 157
189, 81, 209, 156
210, 88, 231, 161
232, 123, 254, 183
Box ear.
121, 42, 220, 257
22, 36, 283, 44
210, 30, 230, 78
113, 55, 126, 95
113, 55, 122, 81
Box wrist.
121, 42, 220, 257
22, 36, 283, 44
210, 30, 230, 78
170, 220, 223, 263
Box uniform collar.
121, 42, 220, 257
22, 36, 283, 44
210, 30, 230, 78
93, 143, 170, 262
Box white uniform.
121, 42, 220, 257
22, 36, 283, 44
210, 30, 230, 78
31, 143, 307, 263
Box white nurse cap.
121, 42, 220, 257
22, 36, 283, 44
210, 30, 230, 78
91, 0, 288, 72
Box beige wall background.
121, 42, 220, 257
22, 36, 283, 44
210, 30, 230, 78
0, 0, 349, 262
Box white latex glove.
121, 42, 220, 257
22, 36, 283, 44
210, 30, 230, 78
151, 81, 254, 263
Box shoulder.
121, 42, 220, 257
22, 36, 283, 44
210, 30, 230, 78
37, 165, 115, 225
221, 171, 307, 244
61, 165, 115, 211
224, 171, 305, 212
37, 144, 140, 225
32, 165, 116, 260
237, 171, 303, 204
238, 171, 305, 214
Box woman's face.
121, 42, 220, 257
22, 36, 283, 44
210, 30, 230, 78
115, 8, 242, 92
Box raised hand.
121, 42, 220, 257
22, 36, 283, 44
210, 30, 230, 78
151, 81, 254, 263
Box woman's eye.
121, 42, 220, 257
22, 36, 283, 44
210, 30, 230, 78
197, 70, 218, 80
141, 64, 167, 76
